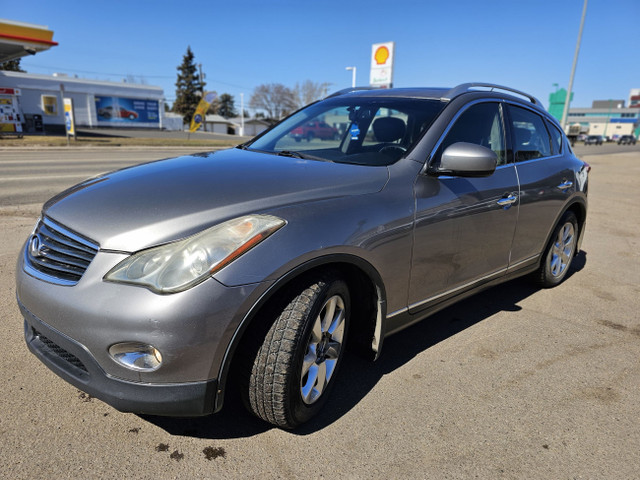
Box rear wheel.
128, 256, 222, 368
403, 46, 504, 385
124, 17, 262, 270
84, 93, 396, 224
243, 275, 350, 428
534, 211, 578, 287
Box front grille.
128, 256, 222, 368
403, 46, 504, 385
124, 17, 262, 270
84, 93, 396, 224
24, 217, 99, 285
33, 328, 88, 373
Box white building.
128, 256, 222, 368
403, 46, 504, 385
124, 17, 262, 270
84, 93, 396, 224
0, 70, 165, 133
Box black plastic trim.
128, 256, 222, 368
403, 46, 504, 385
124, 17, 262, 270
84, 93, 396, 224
19, 298, 216, 417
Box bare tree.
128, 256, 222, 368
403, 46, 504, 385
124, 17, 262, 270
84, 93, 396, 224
293, 80, 331, 108
250, 83, 297, 120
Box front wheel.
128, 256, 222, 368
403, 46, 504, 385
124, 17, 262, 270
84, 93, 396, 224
534, 211, 578, 287
243, 275, 350, 428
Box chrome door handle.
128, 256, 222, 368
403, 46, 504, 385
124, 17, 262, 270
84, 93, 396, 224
557, 181, 573, 190
497, 195, 518, 206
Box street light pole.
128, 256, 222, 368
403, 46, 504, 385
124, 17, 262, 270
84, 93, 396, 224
345, 66, 356, 88
561, 0, 588, 130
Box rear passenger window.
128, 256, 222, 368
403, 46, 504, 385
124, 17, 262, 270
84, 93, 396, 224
508, 105, 552, 162
547, 121, 563, 155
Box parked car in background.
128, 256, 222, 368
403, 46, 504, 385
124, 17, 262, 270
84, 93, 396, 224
584, 135, 603, 145
290, 121, 339, 141
618, 135, 637, 145
97, 105, 139, 120
16, 83, 589, 429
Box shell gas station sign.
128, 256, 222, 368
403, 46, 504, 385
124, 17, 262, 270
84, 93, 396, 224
370, 42, 395, 88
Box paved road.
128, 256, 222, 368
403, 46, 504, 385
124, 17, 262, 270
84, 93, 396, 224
0, 147, 213, 209
1, 147, 639, 479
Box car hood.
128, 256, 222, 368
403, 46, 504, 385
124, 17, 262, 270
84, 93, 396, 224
44, 148, 389, 252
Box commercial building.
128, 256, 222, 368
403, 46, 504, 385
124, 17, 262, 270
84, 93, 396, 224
1, 70, 165, 134
566, 98, 639, 139
0, 19, 58, 134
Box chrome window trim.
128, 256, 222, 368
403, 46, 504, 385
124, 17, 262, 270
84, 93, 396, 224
503, 101, 559, 164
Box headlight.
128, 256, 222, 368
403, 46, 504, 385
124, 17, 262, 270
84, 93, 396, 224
104, 214, 285, 293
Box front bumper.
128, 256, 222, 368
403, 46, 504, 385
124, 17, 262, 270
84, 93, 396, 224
20, 300, 217, 416
16, 241, 267, 416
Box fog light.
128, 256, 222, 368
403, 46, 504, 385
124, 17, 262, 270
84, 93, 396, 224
109, 342, 163, 372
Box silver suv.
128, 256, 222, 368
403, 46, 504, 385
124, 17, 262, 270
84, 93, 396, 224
16, 83, 589, 429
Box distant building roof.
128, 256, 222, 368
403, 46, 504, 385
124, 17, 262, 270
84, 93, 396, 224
0, 70, 163, 93
592, 99, 625, 109
204, 114, 236, 124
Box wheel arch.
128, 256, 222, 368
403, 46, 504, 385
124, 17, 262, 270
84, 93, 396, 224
213, 254, 387, 412
538, 196, 587, 269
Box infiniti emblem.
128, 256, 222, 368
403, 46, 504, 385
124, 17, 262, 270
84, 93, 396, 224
28, 235, 46, 258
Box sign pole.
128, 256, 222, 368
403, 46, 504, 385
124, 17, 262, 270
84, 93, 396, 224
60, 84, 69, 146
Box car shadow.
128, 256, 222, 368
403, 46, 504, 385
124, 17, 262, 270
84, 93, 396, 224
142, 250, 587, 439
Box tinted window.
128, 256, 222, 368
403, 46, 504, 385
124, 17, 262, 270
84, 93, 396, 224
439, 102, 506, 166
508, 105, 552, 162
547, 120, 563, 155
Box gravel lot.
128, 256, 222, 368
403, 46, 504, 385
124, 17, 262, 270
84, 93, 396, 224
0, 147, 638, 479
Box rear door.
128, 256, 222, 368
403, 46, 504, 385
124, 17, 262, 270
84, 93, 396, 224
409, 101, 519, 312
505, 104, 574, 270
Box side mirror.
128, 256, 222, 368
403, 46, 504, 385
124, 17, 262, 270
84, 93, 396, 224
435, 142, 497, 177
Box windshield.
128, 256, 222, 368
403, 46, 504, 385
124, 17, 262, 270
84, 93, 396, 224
246, 96, 445, 166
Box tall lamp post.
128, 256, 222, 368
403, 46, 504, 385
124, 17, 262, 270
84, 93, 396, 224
345, 66, 356, 88
561, 0, 588, 130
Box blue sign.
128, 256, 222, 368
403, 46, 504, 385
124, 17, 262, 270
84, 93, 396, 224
95, 96, 159, 124
350, 125, 360, 140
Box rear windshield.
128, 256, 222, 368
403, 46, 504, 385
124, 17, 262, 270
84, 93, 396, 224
246, 97, 445, 166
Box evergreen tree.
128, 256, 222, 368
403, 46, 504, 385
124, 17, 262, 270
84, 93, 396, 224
173, 46, 205, 124
217, 93, 237, 118
0, 59, 26, 72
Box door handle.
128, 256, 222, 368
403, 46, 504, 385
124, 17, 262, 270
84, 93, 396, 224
557, 181, 573, 190
497, 195, 518, 207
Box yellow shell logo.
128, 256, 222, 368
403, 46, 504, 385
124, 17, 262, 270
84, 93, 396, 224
374, 46, 390, 65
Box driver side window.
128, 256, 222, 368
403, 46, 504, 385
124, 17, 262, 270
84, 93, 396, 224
439, 102, 506, 166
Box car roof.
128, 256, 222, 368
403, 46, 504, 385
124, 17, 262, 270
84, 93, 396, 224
330, 83, 544, 109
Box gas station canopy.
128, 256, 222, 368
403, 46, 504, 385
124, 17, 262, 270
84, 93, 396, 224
0, 19, 57, 63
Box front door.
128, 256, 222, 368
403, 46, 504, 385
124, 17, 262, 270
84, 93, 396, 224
409, 101, 519, 312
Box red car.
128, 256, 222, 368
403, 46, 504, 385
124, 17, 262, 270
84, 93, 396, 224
98, 106, 139, 120
290, 121, 339, 142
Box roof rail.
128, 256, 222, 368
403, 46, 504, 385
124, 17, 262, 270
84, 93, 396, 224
326, 86, 375, 99
443, 83, 543, 107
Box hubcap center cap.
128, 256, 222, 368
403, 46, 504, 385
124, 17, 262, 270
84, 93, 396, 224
316, 334, 331, 361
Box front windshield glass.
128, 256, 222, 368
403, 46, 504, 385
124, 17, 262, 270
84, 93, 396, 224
246, 96, 445, 166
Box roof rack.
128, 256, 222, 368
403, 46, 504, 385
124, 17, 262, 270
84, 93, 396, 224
443, 83, 543, 107
326, 86, 375, 98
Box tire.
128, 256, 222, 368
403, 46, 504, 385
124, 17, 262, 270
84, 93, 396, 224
534, 211, 578, 288
306, 132, 314, 142
129, 114, 136, 120
243, 274, 350, 428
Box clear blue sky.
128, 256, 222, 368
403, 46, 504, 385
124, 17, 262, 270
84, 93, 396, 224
4, 0, 639, 111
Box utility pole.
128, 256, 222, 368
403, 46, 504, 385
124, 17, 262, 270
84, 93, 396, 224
561, 0, 588, 130
198, 63, 204, 94
240, 93, 244, 137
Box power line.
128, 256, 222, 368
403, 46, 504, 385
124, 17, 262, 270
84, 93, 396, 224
22, 62, 253, 90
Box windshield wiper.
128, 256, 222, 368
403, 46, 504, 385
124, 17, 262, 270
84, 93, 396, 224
276, 150, 306, 159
